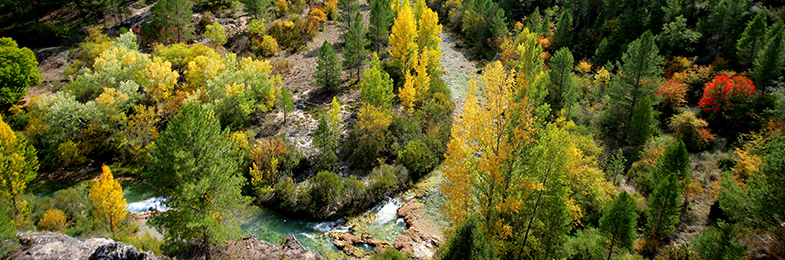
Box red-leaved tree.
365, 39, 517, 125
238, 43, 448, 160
698, 75, 756, 114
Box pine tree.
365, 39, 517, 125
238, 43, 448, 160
600, 192, 638, 260
547, 47, 578, 116
241, 0, 271, 20
607, 31, 663, 143
89, 165, 127, 235
315, 40, 341, 90
655, 140, 691, 182
368, 0, 394, 53
553, 10, 573, 51
626, 95, 655, 146
439, 216, 497, 260
336, 0, 359, 36
360, 53, 394, 110
151, 0, 193, 43
389, 0, 418, 73
145, 105, 246, 260
343, 12, 370, 82
693, 221, 747, 260
279, 87, 293, 123
0, 115, 39, 217
736, 12, 767, 68
752, 21, 785, 88
646, 173, 682, 240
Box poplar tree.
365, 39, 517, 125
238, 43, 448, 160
600, 192, 637, 260
343, 12, 370, 82
360, 53, 394, 110
0, 38, 41, 111
279, 87, 293, 123
145, 105, 246, 260
547, 47, 578, 116
89, 165, 127, 235
368, 0, 394, 53
389, 0, 418, 72
315, 41, 341, 90
736, 12, 767, 68
646, 173, 682, 240
0, 115, 38, 218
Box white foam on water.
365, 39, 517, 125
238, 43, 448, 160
300, 232, 315, 240
375, 198, 403, 224
125, 197, 169, 213
313, 219, 351, 234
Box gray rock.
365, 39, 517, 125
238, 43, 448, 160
88, 242, 153, 260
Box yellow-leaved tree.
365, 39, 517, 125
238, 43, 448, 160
417, 7, 442, 74
441, 61, 536, 240
0, 115, 39, 218
89, 165, 127, 234
145, 57, 179, 104
389, 0, 418, 73
399, 71, 417, 114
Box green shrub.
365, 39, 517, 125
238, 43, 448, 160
307, 171, 344, 216
367, 164, 407, 198
372, 247, 407, 260
316, 150, 338, 172
564, 228, 604, 260
438, 216, 497, 260
398, 140, 437, 179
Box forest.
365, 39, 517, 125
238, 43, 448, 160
1, 0, 785, 259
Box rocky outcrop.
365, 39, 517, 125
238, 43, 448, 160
9, 232, 157, 260
214, 235, 323, 260
393, 199, 441, 259
329, 232, 390, 258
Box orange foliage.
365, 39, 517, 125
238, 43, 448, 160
657, 79, 688, 109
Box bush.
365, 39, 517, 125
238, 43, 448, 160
258, 35, 278, 57
268, 20, 305, 52
669, 110, 716, 151
37, 208, 67, 231
307, 171, 344, 216
564, 228, 605, 260
316, 150, 338, 172
367, 164, 407, 198
398, 140, 437, 179
372, 247, 407, 260
438, 216, 497, 260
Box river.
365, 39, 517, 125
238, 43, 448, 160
123, 31, 479, 260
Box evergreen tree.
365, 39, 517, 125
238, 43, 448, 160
752, 21, 785, 88
336, 0, 359, 36
241, 0, 270, 20
693, 221, 747, 260
655, 140, 691, 182
439, 216, 497, 260
145, 105, 246, 260
368, 0, 394, 53
360, 53, 394, 110
626, 95, 655, 146
646, 173, 681, 240
343, 12, 370, 82
553, 10, 573, 51
279, 87, 293, 123
607, 31, 663, 143
315, 41, 341, 90
547, 47, 578, 116
151, 0, 193, 43
599, 192, 638, 260
594, 37, 612, 66
736, 12, 767, 68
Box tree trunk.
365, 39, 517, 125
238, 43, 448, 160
606, 234, 616, 260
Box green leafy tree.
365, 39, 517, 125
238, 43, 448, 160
659, 15, 702, 56
736, 12, 767, 68
439, 216, 497, 260
313, 97, 342, 152
336, 0, 359, 36
151, 0, 193, 43
204, 22, 228, 48
646, 173, 681, 240
553, 10, 573, 51
606, 31, 663, 143
752, 21, 785, 88
360, 53, 394, 110
0, 38, 41, 111
0, 115, 39, 218
693, 221, 747, 260
626, 95, 655, 146
315, 41, 341, 90
279, 87, 293, 123
241, 0, 270, 20
599, 192, 637, 260
368, 0, 394, 53
343, 12, 370, 82
145, 105, 246, 260
547, 47, 578, 116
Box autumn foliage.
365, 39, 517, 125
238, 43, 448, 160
698, 75, 756, 114
89, 165, 127, 234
